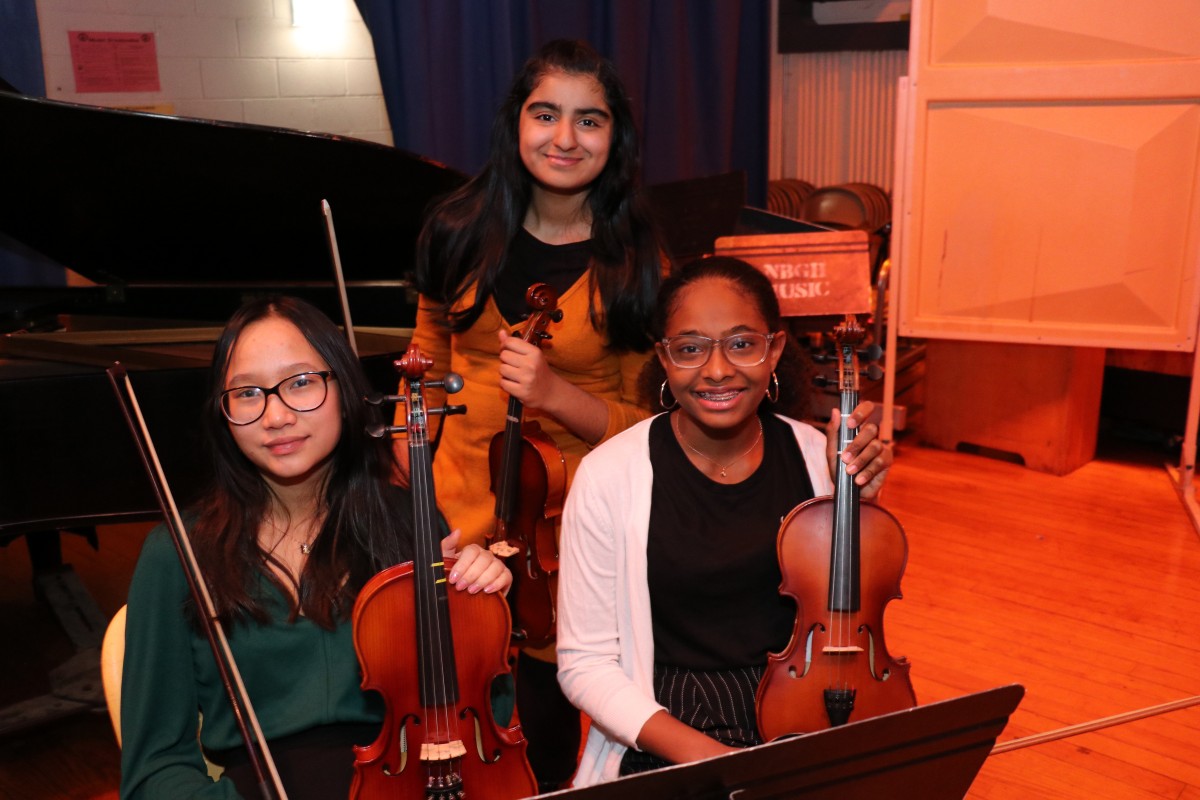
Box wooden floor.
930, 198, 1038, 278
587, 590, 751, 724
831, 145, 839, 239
0, 519, 143, 800
883, 439, 1200, 800
1, 438, 1199, 799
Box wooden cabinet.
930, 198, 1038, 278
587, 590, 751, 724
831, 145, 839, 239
920, 340, 1105, 475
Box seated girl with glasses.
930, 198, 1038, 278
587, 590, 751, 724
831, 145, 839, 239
119, 296, 512, 800
555, 257, 893, 786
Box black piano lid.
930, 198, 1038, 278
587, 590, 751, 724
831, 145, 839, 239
0, 88, 467, 327
0, 90, 464, 537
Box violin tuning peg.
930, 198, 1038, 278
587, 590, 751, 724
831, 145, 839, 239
813, 374, 834, 387
862, 364, 885, 381
364, 392, 404, 406
441, 372, 464, 394
859, 344, 884, 362
365, 422, 406, 438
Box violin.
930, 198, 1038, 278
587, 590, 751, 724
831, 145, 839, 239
755, 314, 916, 739
487, 283, 566, 649
351, 344, 537, 800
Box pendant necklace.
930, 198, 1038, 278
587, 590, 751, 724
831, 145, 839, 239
267, 519, 315, 555
673, 413, 763, 478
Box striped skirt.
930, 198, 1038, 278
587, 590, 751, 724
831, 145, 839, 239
619, 663, 764, 776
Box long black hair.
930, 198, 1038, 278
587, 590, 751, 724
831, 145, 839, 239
638, 257, 814, 420
191, 296, 413, 629
415, 38, 661, 352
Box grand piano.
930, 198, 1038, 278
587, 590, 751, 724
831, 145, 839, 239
0, 86, 466, 734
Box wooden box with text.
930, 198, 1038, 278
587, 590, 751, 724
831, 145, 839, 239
714, 230, 871, 317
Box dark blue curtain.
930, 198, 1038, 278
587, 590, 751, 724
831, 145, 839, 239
354, 0, 770, 205
0, 0, 46, 96
0, 0, 64, 285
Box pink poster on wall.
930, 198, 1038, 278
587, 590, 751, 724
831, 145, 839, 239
68, 31, 160, 93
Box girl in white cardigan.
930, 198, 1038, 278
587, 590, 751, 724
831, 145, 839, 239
556, 257, 893, 786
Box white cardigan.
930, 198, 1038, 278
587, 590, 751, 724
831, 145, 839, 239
556, 413, 833, 787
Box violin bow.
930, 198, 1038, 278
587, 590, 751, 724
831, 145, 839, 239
107, 364, 288, 800
991, 693, 1200, 754
322, 198, 359, 358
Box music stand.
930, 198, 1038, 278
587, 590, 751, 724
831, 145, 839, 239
543, 684, 1024, 800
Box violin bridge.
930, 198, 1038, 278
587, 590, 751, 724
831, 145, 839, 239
489, 541, 520, 558
822, 645, 865, 654
420, 740, 467, 762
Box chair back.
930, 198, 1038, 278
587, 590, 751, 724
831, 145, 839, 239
100, 605, 127, 746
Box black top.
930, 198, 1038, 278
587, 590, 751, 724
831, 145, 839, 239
646, 411, 816, 670
494, 227, 592, 325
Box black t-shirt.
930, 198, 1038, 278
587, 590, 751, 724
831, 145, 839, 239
494, 227, 592, 325
645, 411, 817, 670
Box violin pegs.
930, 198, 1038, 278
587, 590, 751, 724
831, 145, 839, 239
434, 372, 464, 394
365, 422, 406, 438
861, 364, 885, 381
364, 392, 404, 406
859, 344, 884, 362
429, 403, 467, 418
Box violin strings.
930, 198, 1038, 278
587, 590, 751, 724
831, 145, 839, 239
408, 380, 454, 771
828, 377, 842, 694
829, 355, 857, 700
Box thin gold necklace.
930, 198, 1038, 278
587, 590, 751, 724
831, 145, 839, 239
672, 413, 763, 478
266, 518, 315, 555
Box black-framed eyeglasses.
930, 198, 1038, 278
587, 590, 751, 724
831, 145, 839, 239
220, 371, 336, 425
659, 332, 780, 369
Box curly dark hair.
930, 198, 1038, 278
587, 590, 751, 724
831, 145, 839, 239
415, 38, 661, 352
636, 257, 814, 419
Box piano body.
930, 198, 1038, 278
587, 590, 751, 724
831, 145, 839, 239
0, 87, 465, 734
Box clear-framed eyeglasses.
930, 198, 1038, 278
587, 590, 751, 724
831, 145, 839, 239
659, 332, 780, 369
220, 371, 336, 425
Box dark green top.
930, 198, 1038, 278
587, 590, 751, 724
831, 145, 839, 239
119, 527, 383, 799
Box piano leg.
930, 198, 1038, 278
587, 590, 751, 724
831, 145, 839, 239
0, 530, 107, 736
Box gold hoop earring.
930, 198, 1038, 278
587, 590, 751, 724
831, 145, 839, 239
659, 379, 678, 410
766, 372, 780, 404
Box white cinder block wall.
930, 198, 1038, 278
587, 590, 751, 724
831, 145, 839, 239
34, 0, 394, 145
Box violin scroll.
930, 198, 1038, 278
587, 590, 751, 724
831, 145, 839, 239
524, 283, 565, 329
363, 346, 466, 439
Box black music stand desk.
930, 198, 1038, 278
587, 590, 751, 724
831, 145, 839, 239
545, 684, 1024, 800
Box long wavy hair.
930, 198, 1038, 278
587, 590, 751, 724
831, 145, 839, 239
638, 257, 814, 420
190, 296, 413, 629
415, 38, 661, 352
